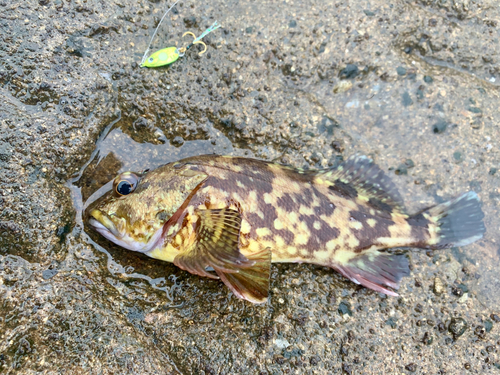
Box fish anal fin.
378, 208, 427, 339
334, 251, 410, 297
216, 247, 271, 304
320, 155, 406, 215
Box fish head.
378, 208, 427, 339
142, 47, 180, 68
86, 162, 207, 252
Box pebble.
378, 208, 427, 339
338, 302, 352, 316
422, 332, 433, 345
433, 277, 445, 295
449, 317, 468, 339
453, 151, 463, 163
395, 164, 407, 175
405, 363, 417, 372
404, 159, 415, 168
339, 64, 359, 79
423, 75, 433, 83
474, 325, 486, 339
432, 121, 447, 134
42, 269, 58, 280
484, 320, 493, 332
396, 66, 407, 76
333, 80, 352, 93
468, 107, 482, 114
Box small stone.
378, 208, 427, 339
484, 320, 493, 332
453, 151, 463, 163
415, 303, 423, 313
364, 10, 375, 16
42, 269, 58, 280
402, 92, 413, 106
474, 325, 486, 339
468, 107, 482, 114
338, 302, 352, 316
405, 363, 417, 372
437, 321, 446, 332
464, 363, 471, 370
432, 121, 447, 134
489, 168, 497, 176
424, 75, 433, 83
342, 363, 352, 375
310, 356, 320, 365
288, 20, 297, 28
385, 317, 397, 329
449, 317, 468, 339
404, 159, 415, 168
452, 286, 464, 297
396, 66, 407, 76
395, 164, 407, 175
422, 332, 433, 345
433, 277, 445, 295
491, 314, 500, 323
339, 64, 359, 79
333, 80, 353, 93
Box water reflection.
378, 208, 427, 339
66, 111, 248, 305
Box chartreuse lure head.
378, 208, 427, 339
141, 46, 180, 68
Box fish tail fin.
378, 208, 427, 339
424, 191, 485, 249
334, 251, 410, 297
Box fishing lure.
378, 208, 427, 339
140, 0, 221, 68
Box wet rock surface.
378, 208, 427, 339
1, 0, 500, 373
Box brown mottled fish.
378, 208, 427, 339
86, 155, 485, 303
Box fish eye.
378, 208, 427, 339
148, 57, 154, 62
114, 172, 139, 196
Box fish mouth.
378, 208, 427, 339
88, 209, 123, 239
87, 209, 163, 253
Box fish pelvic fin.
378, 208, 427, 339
334, 251, 410, 297
424, 191, 485, 249
216, 247, 271, 304
317, 155, 406, 215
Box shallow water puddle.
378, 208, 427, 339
65, 111, 245, 303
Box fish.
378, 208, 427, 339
86, 154, 486, 303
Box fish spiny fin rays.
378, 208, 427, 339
216, 247, 271, 304
334, 251, 410, 296
173, 209, 253, 279
320, 155, 406, 214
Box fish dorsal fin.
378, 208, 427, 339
216, 247, 271, 304
174, 208, 254, 279
319, 155, 405, 214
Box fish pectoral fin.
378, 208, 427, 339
216, 247, 271, 304
334, 250, 410, 297
174, 208, 253, 279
